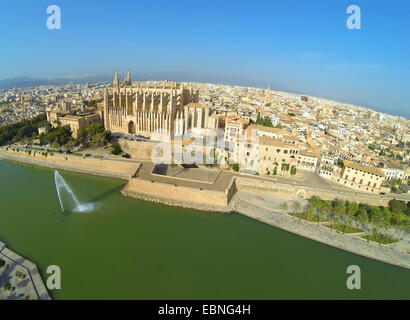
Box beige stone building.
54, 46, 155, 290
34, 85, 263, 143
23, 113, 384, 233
336, 160, 384, 193
46, 108, 103, 138
224, 116, 250, 143
258, 136, 300, 176
297, 150, 319, 172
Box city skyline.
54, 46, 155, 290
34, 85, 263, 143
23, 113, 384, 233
0, 0, 409, 117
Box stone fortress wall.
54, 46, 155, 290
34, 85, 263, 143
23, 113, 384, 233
122, 178, 232, 212
114, 138, 156, 160
0, 148, 139, 180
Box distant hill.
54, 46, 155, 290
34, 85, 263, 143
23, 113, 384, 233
0, 75, 113, 90
0, 72, 266, 90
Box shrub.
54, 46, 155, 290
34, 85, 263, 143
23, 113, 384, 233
389, 199, 406, 212
110, 143, 123, 155
3, 281, 11, 291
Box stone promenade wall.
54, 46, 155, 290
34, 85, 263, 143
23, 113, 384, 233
235, 177, 391, 207
123, 178, 230, 212
0, 148, 139, 180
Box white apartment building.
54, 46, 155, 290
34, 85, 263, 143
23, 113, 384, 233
382, 167, 405, 181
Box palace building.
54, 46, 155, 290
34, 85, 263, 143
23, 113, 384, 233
103, 72, 218, 138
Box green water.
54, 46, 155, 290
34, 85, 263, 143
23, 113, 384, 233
0, 160, 409, 299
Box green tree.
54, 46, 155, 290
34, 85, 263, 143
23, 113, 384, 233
306, 206, 315, 221
86, 123, 105, 136
357, 208, 369, 239
346, 201, 359, 225
293, 200, 301, 213
3, 280, 11, 291
388, 199, 406, 212
320, 200, 332, 225
256, 116, 274, 127
77, 128, 88, 144
334, 204, 346, 232
309, 196, 322, 210
280, 202, 288, 213
389, 209, 405, 238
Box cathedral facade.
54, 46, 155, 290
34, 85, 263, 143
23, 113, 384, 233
103, 72, 218, 138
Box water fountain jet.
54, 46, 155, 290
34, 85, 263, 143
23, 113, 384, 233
54, 170, 95, 214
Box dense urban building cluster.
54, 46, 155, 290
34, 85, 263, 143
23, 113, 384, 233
2, 73, 410, 195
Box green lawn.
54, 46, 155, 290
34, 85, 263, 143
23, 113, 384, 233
289, 212, 328, 222
326, 223, 363, 234
362, 232, 399, 245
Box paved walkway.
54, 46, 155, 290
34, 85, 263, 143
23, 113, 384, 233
0, 246, 50, 300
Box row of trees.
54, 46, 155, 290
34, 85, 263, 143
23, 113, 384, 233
81, 123, 111, 147
39, 125, 73, 147
39, 123, 111, 149
266, 162, 296, 176
0, 113, 47, 145
283, 196, 410, 239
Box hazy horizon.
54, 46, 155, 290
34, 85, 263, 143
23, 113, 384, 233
0, 0, 409, 118
1, 70, 409, 120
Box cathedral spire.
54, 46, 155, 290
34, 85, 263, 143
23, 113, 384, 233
113, 71, 119, 88
126, 71, 131, 85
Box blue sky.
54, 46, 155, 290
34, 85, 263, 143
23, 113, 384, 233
0, 0, 409, 117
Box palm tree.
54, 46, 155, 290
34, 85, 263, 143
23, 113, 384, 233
306, 207, 315, 221
333, 203, 346, 232
346, 201, 359, 226
315, 202, 324, 226
280, 202, 288, 214
390, 210, 406, 240
293, 200, 301, 214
